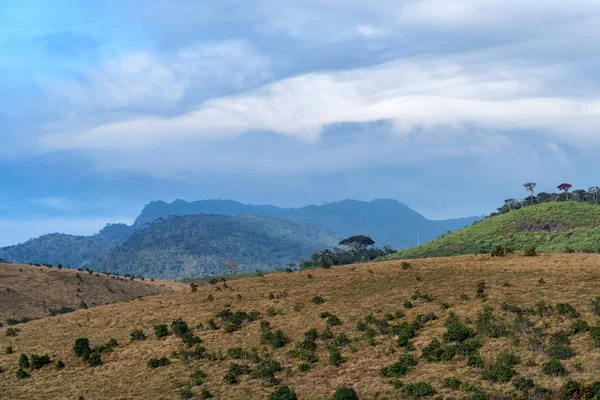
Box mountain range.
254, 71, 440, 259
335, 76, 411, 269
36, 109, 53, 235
0, 198, 480, 278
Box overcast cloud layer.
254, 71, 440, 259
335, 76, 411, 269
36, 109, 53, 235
1, 0, 600, 246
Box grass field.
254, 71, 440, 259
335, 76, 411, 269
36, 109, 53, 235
383, 202, 600, 260
2, 254, 600, 399
0, 262, 186, 324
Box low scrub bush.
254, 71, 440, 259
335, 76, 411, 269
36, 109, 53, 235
5, 327, 19, 337
482, 364, 515, 383
56, 360, 65, 370
147, 357, 170, 368
312, 296, 325, 304
403, 382, 434, 398
524, 246, 538, 257
541, 358, 565, 376
328, 346, 344, 367
380, 353, 417, 378
223, 363, 251, 384
74, 338, 91, 359
88, 352, 102, 367
269, 386, 297, 400
250, 358, 282, 386
332, 387, 358, 400
171, 318, 189, 337
467, 353, 484, 368
16, 367, 30, 379
19, 354, 29, 369
557, 303, 579, 318
181, 332, 202, 348
549, 331, 570, 346
570, 319, 589, 335
512, 377, 534, 391
443, 377, 461, 390
154, 324, 169, 338
189, 369, 207, 385
261, 329, 290, 350
30, 354, 51, 370
444, 322, 475, 343
546, 345, 575, 360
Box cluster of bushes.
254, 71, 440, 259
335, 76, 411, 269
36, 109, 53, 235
73, 337, 118, 367
49, 306, 76, 316
300, 244, 395, 269
214, 308, 260, 333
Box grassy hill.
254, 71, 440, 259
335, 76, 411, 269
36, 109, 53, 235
94, 213, 338, 279
383, 202, 600, 260
2, 254, 600, 399
0, 262, 184, 325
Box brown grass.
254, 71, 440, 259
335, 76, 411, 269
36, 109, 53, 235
2, 254, 600, 399
0, 262, 187, 323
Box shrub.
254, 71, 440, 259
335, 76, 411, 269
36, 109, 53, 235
333, 333, 351, 347
16, 367, 30, 379
326, 315, 342, 327
200, 389, 213, 399
466, 353, 484, 368
304, 328, 319, 342
380, 353, 417, 378
467, 392, 487, 400
443, 377, 461, 390
88, 352, 102, 367
513, 377, 534, 391
171, 318, 190, 337
19, 353, 29, 369
542, 358, 565, 376
30, 354, 51, 370
549, 331, 570, 346
179, 385, 194, 399
395, 322, 416, 347
298, 363, 311, 372
533, 387, 553, 399
5, 346, 12, 354
401, 262, 411, 269
154, 324, 169, 338
570, 319, 589, 335
5, 327, 19, 337
404, 382, 434, 398
557, 303, 579, 318
496, 349, 519, 367
130, 329, 147, 341
312, 296, 325, 304
320, 327, 334, 340
49, 306, 75, 316
182, 332, 202, 348
269, 386, 297, 400
74, 338, 91, 359
482, 364, 515, 383
190, 369, 207, 385
328, 346, 344, 367
56, 360, 65, 370
444, 322, 475, 343
261, 329, 290, 350
524, 246, 538, 256
332, 386, 358, 400
475, 306, 508, 338
404, 300, 414, 309
251, 359, 282, 386
546, 346, 575, 360
148, 357, 170, 368
223, 363, 251, 384
561, 381, 581, 399
490, 245, 505, 257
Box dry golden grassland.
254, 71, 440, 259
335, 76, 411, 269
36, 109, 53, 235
0, 262, 186, 323
2, 254, 600, 399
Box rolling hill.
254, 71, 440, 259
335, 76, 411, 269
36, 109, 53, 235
0, 262, 184, 326
93, 213, 339, 279
383, 201, 600, 260
133, 198, 481, 249
2, 253, 600, 399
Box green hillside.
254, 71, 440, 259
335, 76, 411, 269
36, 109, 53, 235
93, 213, 338, 279
383, 202, 600, 259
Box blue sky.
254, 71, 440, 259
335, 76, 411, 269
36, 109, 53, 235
2, 1, 600, 246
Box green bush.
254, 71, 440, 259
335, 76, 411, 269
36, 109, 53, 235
593, 297, 600, 316
533, 387, 553, 399
496, 349, 519, 367
466, 353, 484, 368
312, 296, 325, 304
444, 322, 475, 342
482, 364, 515, 383
5, 346, 13, 354
561, 381, 581, 399
549, 331, 570, 346
490, 245, 505, 257
524, 246, 538, 256
380, 353, 417, 378
182, 332, 202, 348
443, 377, 461, 390
130, 329, 147, 341
332, 386, 358, 400
16, 367, 30, 379
5, 327, 19, 337
542, 358, 565, 376
320, 327, 334, 340
171, 317, 189, 337
326, 315, 342, 327
30, 354, 51, 370
570, 319, 589, 335
546, 346, 575, 360
19, 353, 29, 369
328, 346, 344, 367
404, 382, 434, 398
200, 389, 213, 399
148, 357, 170, 368
261, 329, 290, 350
88, 352, 102, 367
56, 360, 65, 370
557, 303, 579, 318
189, 369, 207, 385
513, 377, 534, 391
251, 359, 282, 386
223, 363, 251, 384
269, 386, 297, 400
74, 338, 91, 359
467, 392, 487, 400
154, 324, 169, 338
304, 328, 319, 341
404, 300, 414, 309
298, 363, 311, 372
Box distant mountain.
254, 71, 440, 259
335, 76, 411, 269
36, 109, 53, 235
134, 198, 480, 249
383, 201, 600, 260
93, 213, 338, 279
0, 223, 133, 268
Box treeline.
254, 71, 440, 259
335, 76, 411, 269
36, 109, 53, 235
300, 235, 395, 268
493, 183, 600, 216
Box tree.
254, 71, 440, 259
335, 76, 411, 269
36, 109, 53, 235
224, 260, 239, 275
504, 199, 517, 211
589, 187, 600, 204
338, 235, 375, 251
557, 183, 573, 200
523, 182, 537, 205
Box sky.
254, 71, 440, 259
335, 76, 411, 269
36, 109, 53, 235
1, 1, 600, 246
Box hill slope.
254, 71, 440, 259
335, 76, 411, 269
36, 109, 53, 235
2, 254, 600, 399
94, 213, 338, 279
0, 223, 133, 268
0, 262, 182, 325
384, 201, 600, 259
133, 198, 480, 249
